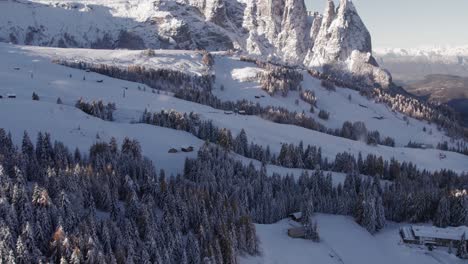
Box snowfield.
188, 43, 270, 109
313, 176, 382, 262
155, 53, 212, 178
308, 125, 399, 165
241, 214, 465, 264
1, 43, 467, 174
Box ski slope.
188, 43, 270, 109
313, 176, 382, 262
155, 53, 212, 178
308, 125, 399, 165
241, 214, 465, 264
1, 43, 467, 174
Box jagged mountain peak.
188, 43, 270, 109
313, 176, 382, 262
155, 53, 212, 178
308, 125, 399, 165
0, 0, 391, 88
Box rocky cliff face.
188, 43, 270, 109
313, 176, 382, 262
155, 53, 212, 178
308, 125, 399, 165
305, 0, 391, 88
0, 0, 391, 88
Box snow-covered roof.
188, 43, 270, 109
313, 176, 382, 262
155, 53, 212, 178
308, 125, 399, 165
400, 226, 416, 241
289, 212, 303, 219
412, 225, 468, 241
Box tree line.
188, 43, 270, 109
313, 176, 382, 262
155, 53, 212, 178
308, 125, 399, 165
54, 59, 214, 92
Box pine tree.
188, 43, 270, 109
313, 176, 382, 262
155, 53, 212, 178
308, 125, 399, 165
234, 129, 248, 156
457, 233, 468, 259
217, 128, 233, 150
32, 92, 40, 101
186, 232, 201, 264
375, 195, 386, 231
434, 196, 450, 227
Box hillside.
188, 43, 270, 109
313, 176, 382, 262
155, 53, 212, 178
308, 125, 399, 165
1, 42, 468, 263
2, 43, 466, 172
1, 1, 468, 263
403, 74, 468, 126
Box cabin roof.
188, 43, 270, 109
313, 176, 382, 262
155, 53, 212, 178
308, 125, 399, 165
289, 212, 303, 219
412, 225, 468, 241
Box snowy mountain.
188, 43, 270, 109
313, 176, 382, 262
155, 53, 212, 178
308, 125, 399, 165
0, 0, 391, 89
1, 1, 468, 264
375, 46, 468, 84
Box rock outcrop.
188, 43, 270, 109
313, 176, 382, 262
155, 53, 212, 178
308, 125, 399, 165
304, 0, 391, 88
0, 0, 391, 88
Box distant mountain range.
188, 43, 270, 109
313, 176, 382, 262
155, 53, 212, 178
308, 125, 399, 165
404, 74, 468, 126
374, 46, 468, 84
374, 47, 468, 126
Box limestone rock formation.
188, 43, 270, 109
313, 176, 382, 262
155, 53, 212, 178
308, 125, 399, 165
0, 0, 392, 88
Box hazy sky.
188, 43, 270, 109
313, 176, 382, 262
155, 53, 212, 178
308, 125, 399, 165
305, 0, 468, 49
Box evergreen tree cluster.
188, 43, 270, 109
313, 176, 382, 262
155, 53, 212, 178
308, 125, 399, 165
258, 65, 303, 96
0, 129, 258, 263
318, 110, 330, 120
373, 89, 465, 138
437, 140, 468, 156
140, 110, 268, 159
185, 144, 387, 234
320, 80, 336, 91
54, 59, 214, 92
1, 128, 468, 263
341, 121, 395, 147
299, 90, 317, 107
75, 98, 116, 121
138, 111, 468, 232
139, 109, 430, 180
171, 92, 396, 147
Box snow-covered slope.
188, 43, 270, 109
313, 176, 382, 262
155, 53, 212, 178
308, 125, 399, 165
1, 43, 467, 174
212, 55, 454, 148
1, 42, 467, 264
242, 214, 465, 264
8, 43, 449, 149
0, 0, 390, 88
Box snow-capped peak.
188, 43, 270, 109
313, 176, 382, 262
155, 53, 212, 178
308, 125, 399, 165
0, 0, 391, 88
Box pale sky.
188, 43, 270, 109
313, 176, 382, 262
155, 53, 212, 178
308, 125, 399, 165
305, 0, 468, 49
